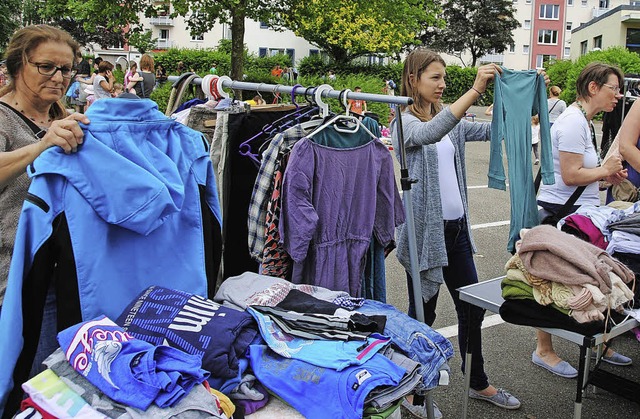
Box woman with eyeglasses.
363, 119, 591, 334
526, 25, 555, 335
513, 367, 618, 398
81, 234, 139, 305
0, 25, 89, 390
535, 62, 631, 378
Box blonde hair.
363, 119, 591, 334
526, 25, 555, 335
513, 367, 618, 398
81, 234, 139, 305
401, 48, 446, 121
1, 24, 79, 120
549, 86, 562, 97
531, 115, 540, 125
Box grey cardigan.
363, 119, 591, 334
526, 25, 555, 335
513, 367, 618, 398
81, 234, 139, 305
391, 108, 491, 300
0, 105, 42, 305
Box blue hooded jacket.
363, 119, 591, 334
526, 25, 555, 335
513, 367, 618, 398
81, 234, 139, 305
0, 98, 222, 415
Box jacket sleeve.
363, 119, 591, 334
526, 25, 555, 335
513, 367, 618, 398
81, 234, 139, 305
396, 108, 461, 149
535, 75, 555, 186
279, 141, 318, 263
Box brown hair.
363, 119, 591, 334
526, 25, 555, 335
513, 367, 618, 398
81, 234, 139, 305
549, 85, 562, 97
129, 62, 138, 71
576, 62, 623, 101
98, 60, 114, 73
1, 24, 79, 119
531, 114, 540, 125
401, 48, 446, 121
139, 53, 155, 72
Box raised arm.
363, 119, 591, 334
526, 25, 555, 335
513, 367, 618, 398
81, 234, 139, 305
619, 99, 640, 172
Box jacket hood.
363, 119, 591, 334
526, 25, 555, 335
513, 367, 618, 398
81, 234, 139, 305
28, 99, 187, 236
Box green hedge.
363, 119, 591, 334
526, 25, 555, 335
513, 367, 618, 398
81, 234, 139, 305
546, 47, 640, 105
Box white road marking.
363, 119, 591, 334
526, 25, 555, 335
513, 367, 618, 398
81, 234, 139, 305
468, 184, 509, 189
436, 314, 505, 339
471, 220, 510, 230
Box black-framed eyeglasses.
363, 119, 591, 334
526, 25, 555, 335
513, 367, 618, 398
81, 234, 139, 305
28, 61, 76, 79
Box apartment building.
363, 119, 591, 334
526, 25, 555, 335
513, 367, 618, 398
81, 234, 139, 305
92, 7, 318, 67
570, 4, 640, 60
475, 0, 627, 70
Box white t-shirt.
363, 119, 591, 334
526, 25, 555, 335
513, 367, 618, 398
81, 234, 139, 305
93, 75, 111, 100
436, 135, 464, 220
531, 124, 540, 145
538, 105, 600, 206
548, 98, 567, 123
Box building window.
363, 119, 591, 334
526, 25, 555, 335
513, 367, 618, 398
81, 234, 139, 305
593, 35, 602, 49
538, 29, 559, 44
540, 4, 560, 19
566, 22, 572, 31
309, 49, 319, 56
581, 0, 587, 6
524, 20, 531, 29
567, 0, 573, 5
286, 48, 295, 63
525, 0, 531, 3
512, 0, 517, 3
564, 47, 571, 56
191, 34, 204, 41
523, 44, 530, 54
536, 54, 557, 68
599, 0, 609, 8
259, 21, 269, 29
509, 44, 516, 53
159, 29, 169, 40
627, 28, 640, 54
258, 48, 267, 58
580, 40, 588, 55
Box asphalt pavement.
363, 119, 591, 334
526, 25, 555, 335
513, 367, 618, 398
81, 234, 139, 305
387, 106, 640, 419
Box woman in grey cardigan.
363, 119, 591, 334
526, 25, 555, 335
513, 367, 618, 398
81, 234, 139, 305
392, 48, 520, 416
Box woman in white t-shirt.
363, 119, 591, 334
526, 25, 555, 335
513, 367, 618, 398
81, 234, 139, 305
535, 62, 630, 379
92, 60, 114, 101
547, 85, 566, 126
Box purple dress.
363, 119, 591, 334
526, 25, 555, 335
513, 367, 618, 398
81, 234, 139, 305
279, 138, 404, 296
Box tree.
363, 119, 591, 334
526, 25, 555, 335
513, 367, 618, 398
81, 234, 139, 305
276, 0, 440, 66
420, 0, 519, 67
0, 0, 22, 50
128, 29, 157, 54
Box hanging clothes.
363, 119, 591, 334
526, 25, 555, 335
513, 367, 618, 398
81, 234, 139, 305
0, 98, 223, 416
222, 110, 298, 279
488, 68, 554, 252
280, 137, 404, 296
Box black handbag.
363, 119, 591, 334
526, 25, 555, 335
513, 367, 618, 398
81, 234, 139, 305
534, 168, 586, 226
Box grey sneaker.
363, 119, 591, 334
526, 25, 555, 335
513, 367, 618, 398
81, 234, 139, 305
468, 388, 521, 410
401, 397, 443, 419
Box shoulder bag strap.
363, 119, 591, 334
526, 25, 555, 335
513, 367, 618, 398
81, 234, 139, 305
535, 167, 586, 219
548, 100, 559, 114
0, 101, 47, 138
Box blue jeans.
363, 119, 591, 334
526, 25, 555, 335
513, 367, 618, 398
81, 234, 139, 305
407, 217, 489, 391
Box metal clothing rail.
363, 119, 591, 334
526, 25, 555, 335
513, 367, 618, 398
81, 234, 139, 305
167, 75, 426, 323
166, 75, 413, 106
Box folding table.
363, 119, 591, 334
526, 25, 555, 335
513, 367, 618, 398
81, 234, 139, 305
457, 277, 639, 419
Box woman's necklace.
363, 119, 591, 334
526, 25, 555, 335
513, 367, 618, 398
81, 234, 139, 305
8, 94, 52, 125
573, 100, 599, 162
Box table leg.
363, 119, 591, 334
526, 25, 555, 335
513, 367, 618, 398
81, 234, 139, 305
425, 391, 435, 419
573, 343, 587, 419
461, 304, 472, 419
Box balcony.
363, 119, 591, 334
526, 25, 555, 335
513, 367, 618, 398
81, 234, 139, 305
150, 16, 174, 26
156, 39, 174, 49
479, 53, 505, 64
592, 7, 608, 18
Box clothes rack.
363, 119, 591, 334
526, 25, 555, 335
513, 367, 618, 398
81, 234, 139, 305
166, 75, 425, 324
621, 77, 640, 124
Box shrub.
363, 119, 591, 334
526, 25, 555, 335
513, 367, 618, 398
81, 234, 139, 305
544, 58, 573, 93
561, 46, 640, 104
